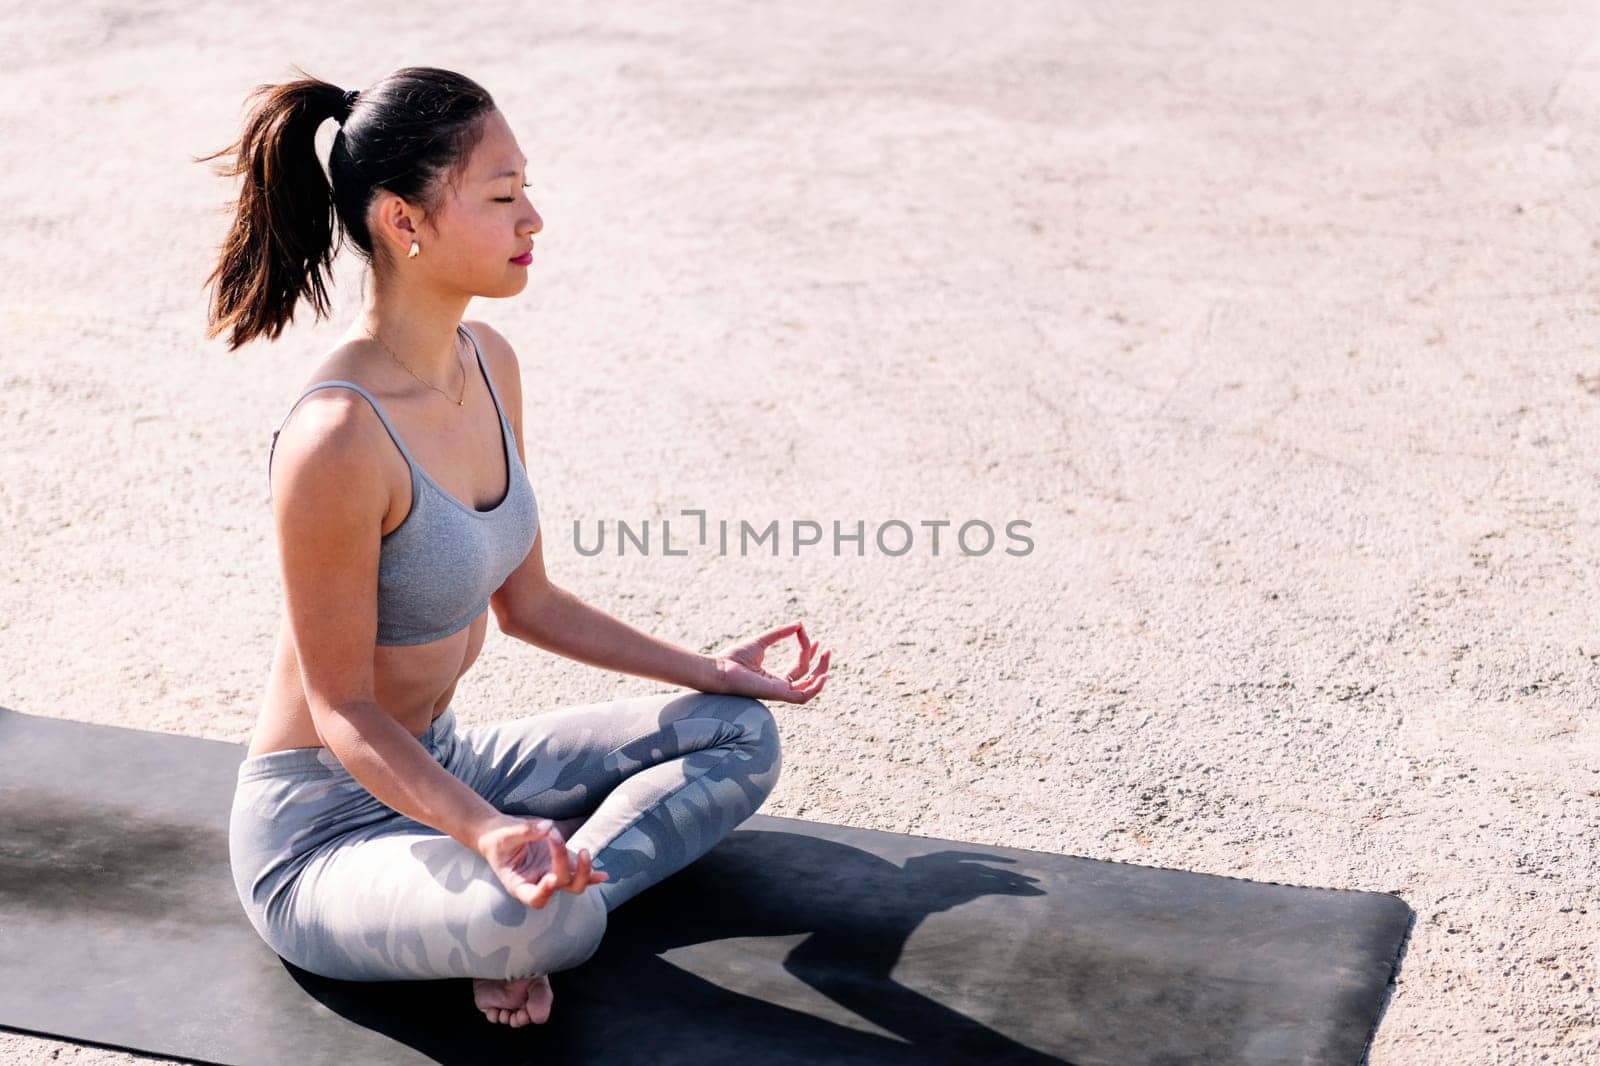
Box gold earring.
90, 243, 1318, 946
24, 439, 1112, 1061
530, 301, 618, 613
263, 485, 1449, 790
407, 239, 420, 258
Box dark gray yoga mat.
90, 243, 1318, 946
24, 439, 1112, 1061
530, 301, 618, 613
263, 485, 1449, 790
0, 705, 1412, 1065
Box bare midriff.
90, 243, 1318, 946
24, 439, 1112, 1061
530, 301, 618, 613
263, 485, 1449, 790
245, 608, 489, 758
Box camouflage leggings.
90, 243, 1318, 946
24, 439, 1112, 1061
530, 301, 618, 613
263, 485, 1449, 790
228, 691, 782, 982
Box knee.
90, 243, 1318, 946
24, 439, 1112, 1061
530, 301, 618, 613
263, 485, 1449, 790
556, 888, 609, 971
716, 693, 779, 743
725, 695, 782, 797
509, 887, 608, 978
679, 692, 783, 801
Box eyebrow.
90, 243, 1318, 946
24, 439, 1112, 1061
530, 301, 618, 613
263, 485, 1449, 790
487, 158, 529, 181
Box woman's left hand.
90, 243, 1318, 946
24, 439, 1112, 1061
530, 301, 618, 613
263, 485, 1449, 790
707, 621, 830, 703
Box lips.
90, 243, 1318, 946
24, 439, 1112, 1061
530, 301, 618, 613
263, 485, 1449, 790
510, 246, 533, 264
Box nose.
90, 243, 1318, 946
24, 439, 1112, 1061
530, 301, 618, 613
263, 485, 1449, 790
524, 207, 543, 237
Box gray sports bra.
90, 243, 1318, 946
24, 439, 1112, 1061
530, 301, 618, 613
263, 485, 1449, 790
268, 324, 540, 646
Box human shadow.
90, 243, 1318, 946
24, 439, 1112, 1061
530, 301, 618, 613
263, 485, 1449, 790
284, 824, 1068, 1065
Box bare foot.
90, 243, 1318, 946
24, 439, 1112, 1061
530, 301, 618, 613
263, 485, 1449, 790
472, 974, 555, 1027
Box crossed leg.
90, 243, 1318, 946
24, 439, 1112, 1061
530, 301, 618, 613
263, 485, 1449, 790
450, 689, 783, 1026
267, 690, 782, 1025
450, 689, 784, 914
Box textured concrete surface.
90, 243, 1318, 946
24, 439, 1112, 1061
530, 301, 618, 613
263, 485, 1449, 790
2, 1, 1598, 1062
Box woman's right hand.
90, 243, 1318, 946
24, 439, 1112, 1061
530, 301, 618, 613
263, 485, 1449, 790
475, 814, 608, 909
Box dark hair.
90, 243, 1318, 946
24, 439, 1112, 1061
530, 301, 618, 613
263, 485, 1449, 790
195, 64, 496, 350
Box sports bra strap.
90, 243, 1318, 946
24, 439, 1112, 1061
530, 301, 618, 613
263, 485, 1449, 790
267, 324, 497, 491
457, 324, 503, 420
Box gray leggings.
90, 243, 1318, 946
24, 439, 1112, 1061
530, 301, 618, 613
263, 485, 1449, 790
228, 691, 782, 982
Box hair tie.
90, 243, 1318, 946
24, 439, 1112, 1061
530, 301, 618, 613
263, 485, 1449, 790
336, 87, 360, 124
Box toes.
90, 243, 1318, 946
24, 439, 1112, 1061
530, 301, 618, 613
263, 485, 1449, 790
474, 975, 554, 1027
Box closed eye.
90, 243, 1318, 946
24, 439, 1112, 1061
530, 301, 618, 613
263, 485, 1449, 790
495, 182, 533, 203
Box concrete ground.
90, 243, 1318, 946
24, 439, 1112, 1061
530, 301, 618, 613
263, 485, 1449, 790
1, 1, 1597, 1062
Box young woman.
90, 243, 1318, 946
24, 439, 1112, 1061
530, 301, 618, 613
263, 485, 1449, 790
199, 65, 830, 1030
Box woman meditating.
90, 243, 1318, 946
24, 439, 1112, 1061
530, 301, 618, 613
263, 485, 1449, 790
199, 64, 829, 1030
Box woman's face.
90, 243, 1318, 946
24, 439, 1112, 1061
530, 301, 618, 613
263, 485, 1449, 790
385, 108, 542, 299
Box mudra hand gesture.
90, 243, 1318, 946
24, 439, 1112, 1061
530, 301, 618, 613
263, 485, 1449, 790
477, 816, 606, 910
708, 621, 830, 703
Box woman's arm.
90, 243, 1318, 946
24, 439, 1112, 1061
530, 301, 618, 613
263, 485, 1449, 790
510, 583, 722, 692
492, 528, 830, 701
271, 392, 505, 852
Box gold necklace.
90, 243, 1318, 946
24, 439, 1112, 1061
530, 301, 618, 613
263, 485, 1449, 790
367, 327, 466, 406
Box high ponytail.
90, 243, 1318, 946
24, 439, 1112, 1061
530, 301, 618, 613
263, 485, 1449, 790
196, 64, 496, 351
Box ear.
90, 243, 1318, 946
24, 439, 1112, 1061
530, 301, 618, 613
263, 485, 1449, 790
372, 191, 421, 246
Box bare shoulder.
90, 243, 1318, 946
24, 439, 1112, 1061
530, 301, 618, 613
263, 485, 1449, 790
463, 318, 524, 410
270, 386, 388, 493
